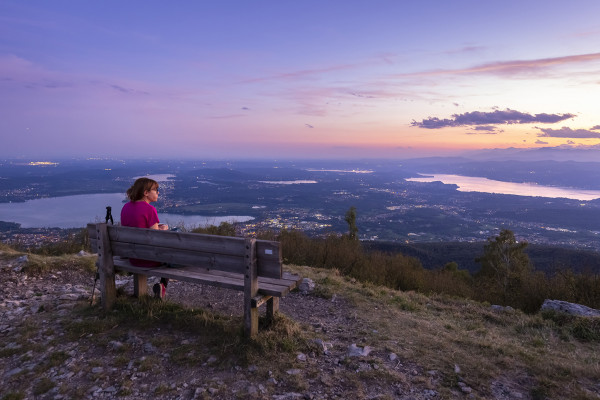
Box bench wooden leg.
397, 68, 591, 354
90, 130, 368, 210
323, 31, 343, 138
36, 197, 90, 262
97, 223, 116, 310
245, 300, 259, 338
267, 297, 279, 322
244, 238, 259, 338
99, 261, 116, 310
133, 274, 147, 298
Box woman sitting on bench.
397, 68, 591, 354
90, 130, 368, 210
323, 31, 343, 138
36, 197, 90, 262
120, 177, 170, 300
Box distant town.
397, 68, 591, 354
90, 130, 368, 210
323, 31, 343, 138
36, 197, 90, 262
1, 158, 600, 254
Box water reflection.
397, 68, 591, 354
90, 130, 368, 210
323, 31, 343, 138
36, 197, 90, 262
0, 193, 253, 229
259, 180, 317, 184
406, 174, 600, 201
133, 174, 175, 182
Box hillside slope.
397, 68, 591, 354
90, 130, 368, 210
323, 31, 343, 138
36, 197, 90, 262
1, 248, 599, 399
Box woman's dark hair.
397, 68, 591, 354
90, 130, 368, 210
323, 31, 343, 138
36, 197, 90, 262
126, 178, 158, 201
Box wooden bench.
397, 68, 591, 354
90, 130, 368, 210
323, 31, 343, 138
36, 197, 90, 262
87, 223, 302, 337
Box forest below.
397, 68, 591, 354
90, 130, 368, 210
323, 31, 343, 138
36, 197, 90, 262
363, 240, 600, 274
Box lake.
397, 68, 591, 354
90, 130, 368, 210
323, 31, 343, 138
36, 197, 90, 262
0, 193, 254, 229
259, 180, 317, 184
406, 174, 600, 201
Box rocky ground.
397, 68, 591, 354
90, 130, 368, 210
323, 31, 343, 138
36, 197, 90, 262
1, 253, 530, 400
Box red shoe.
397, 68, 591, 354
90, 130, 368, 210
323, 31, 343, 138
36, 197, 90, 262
153, 283, 166, 300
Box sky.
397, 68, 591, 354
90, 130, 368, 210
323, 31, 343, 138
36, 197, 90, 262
1, 0, 600, 160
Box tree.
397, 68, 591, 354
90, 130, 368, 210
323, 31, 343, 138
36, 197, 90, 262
443, 261, 459, 272
476, 229, 531, 303
344, 206, 358, 240
443, 261, 471, 281
192, 222, 236, 236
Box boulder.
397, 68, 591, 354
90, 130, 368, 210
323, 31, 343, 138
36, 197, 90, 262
16, 255, 28, 263
298, 278, 315, 294
347, 343, 371, 357
491, 304, 514, 313
541, 299, 600, 317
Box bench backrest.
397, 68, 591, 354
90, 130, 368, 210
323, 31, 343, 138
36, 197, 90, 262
87, 223, 282, 279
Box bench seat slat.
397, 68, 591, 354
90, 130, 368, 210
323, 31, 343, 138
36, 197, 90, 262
152, 264, 301, 288
175, 266, 302, 295
113, 260, 301, 297
114, 261, 246, 291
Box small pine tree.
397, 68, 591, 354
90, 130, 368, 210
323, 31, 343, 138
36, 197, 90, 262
344, 206, 358, 240
476, 229, 531, 304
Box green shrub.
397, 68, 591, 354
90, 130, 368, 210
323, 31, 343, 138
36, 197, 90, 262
571, 318, 600, 342
191, 222, 236, 236
541, 310, 600, 342
2, 393, 25, 400
32, 378, 55, 396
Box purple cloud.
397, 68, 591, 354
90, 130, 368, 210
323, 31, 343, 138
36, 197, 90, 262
207, 114, 246, 119
474, 125, 501, 132
238, 62, 363, 84
412, 109, 575, 129
444, 45, 487, 55
591, 125, 600, 130
108, 84, 150, 95
535, 139, 549, 144
398, 52, 600, 78
466, 125, 503, 135
349, 92, 375, 99
537, 126, 600, 138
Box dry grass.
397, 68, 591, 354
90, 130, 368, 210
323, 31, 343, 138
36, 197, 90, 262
0, 242, 22, 260
322, 269, 600, 399
288, 264, 600, 399
0, 242, 96, 274
23, 253, 96, 275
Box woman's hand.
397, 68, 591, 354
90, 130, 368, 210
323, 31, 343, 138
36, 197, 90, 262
149, 223, 169, 230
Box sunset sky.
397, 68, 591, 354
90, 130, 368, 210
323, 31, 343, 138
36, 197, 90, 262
1, 1, 600, 159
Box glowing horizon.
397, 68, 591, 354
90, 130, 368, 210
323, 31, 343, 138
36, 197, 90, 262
1, 1, 600, 160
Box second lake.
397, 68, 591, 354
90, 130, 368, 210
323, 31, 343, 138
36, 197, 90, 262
406, 174, 600, 201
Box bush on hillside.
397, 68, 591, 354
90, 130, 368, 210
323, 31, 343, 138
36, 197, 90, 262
278, 229, 426, 290
278, 228, 600, 313
191, 222, 236, 236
